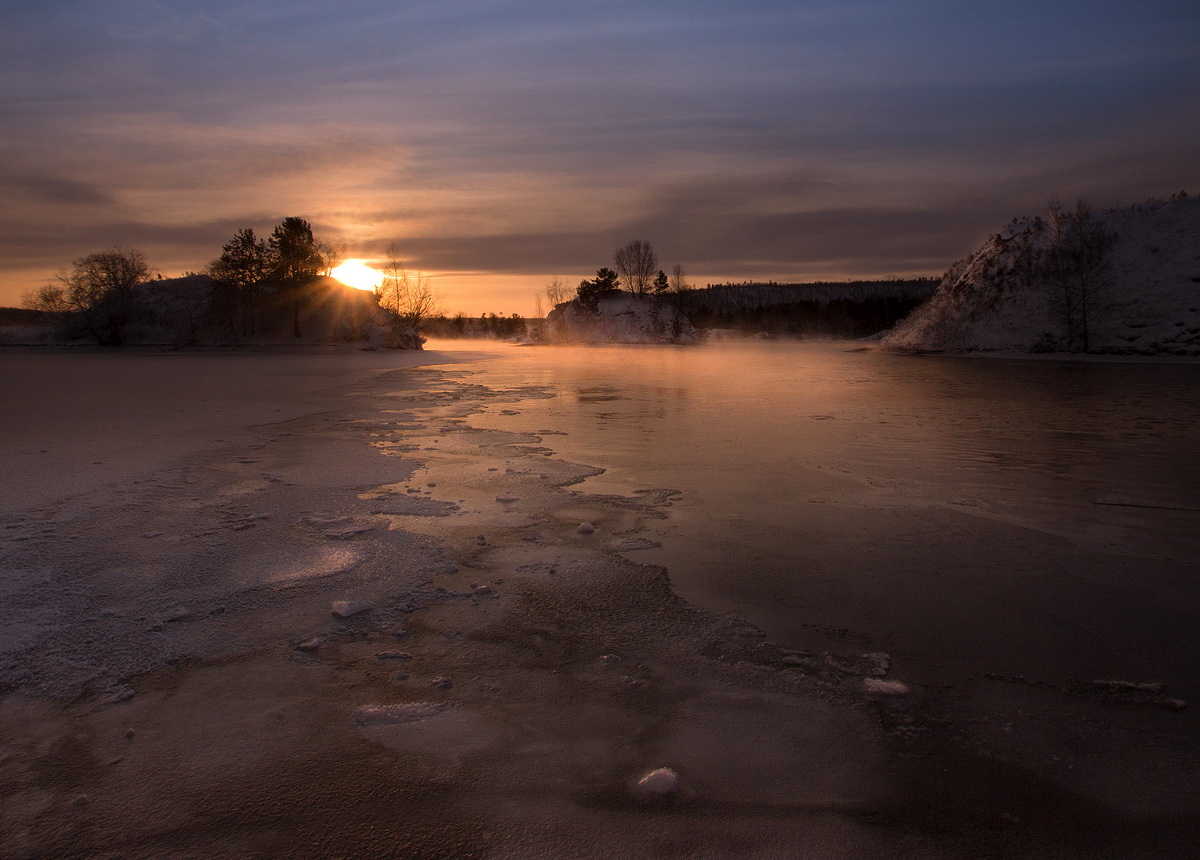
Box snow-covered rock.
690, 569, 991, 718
884, 196, 1200, 354
541, 293, 698, 344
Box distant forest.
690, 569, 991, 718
422, 312, 529, 340
675, 278, 939, 337
415, 278, 941, 341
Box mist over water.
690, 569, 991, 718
434, 340, 1200, 696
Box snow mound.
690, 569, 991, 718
884, 197, 1200, 354
542, 293, 698, 344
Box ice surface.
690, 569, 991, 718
4, 343, 1199, 858
330, 600, 376, 618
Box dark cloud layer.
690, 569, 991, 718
2, 0, 1198, 310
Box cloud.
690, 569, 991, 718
0, 173, 115, 208
2, 1, 1198, 308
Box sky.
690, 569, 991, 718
2, 0, 1197, 315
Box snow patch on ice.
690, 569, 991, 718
353, 702, 444, 726
265, 547, 360, 584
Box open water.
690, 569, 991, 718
432, 339, 1200, 697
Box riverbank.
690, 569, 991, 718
1, 346, 1196, 858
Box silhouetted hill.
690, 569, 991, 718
2, 275, 422, 348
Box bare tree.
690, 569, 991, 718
374, 243, 442, 332
21, 283, 69, 313
533, 293, 545, 319
1045, 198, 1117, 352
28, 247, 154, 344
614, 240, 657, 296
669, 263, 691, 293
544, 275, 570, 307
316, 240, 349, 276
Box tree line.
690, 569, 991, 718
23, 217, 436, 346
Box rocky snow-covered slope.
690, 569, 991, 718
884, 197, 1200, 354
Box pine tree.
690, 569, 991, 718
209, 228, 269, 336
576, 267, 621, 312
268, 217, 323, 337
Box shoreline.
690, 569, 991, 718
1, 349, 1196, 858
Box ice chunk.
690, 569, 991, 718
635, 767, 680, 797
330, 600, 375, 618
863, 678, 909, 695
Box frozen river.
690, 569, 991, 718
435, 339, 1200, 697
3, 341, 1197, 856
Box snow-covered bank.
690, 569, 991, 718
884, 196, 1200, 353
542, 292, 698, 344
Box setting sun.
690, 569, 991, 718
331, 260, 382, 291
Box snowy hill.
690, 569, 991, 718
542, 293, 698, 344
883, 197, 1200, 354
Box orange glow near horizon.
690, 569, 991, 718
331, 260, 382, 291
